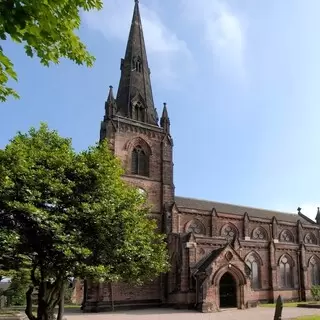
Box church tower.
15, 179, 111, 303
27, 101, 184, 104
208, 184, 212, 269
100, 0, 174, 230
95, 0, 174, 309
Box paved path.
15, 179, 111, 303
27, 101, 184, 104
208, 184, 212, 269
65, 307, 320, 320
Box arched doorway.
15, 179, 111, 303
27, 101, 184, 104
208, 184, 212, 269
219, 272, 237, 308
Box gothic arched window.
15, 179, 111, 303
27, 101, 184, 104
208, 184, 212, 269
131, 146, 149, 176
252, 227, 268, 241
310, 257, 320, 285
186, 219, 205, 235
221, 224, 237, 241
305, 233, 317, 245
279, 256, 293, 288
280, 229, 294, 243
246, 254, 261, 289
134, 102, 145, 122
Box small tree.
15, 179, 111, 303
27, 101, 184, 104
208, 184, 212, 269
0, 123, 169, 320
0, 0, 103, 102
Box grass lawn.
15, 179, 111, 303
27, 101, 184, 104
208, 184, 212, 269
260, 301, 314, 308
0, 310, 18, 316
294, 316, 320, 320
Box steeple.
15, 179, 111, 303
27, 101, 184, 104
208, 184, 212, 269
115, 0, 158, 125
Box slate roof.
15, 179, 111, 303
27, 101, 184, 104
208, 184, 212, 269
175, 196, 314, 224
193, 246, 226, 273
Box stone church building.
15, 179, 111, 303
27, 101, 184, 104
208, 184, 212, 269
82, 0, 320, 313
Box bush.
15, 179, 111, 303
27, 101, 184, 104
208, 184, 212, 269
311, 285, 320, 301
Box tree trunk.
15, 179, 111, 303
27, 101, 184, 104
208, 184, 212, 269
81, 279, 88, 311
36, 280, 61, 320
25, 285, 36, 320
57, 283, 64, 320
37, 302, 55, 320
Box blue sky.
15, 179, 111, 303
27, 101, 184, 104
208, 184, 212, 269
1, 0, 320, 219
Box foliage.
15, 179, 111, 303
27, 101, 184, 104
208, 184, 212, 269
5, 269, 31, 306
0, 123, 169, 320
0, 0, 103, 102
311, 286, 320, 301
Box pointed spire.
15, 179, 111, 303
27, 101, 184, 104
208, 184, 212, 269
115, 0, 158, 125
160, 102, 170, 133
316, 207, 320, 224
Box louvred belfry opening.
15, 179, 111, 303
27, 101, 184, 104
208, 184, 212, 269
131, 146, 149, 176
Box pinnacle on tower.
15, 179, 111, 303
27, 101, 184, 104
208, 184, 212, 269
160, 102, 170, 133
316, 207, 320, 224
105, 85, 116, 119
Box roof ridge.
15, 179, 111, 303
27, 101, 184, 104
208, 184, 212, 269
175, 195, 298, 217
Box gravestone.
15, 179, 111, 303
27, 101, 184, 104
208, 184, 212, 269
274, 295, 283, 320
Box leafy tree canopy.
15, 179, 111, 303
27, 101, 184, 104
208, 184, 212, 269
0, 0, 103, 102
0, 123, 168, 320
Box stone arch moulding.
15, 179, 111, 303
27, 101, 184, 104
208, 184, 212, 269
244, 250, 263, 266
212, 264, 247, 287
277, 253, 295, 267
279, 229, 295, 243
185, 218, 206, 235
304, 232, 317, 245
251, 226, 268, 241
308, 255, 320, 267
220, 223, 239, 239
125, 136, 152, 155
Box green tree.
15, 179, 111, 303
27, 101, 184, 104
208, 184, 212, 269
0, 123, 169, 320
0, 0, 103, 102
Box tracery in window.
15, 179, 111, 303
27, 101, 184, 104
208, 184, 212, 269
131, 146, 149, 176
246, 254, 261, 289
310, 256, 320, 286
252, 227, 267, 240
279, 255, 293, 288
280, 229, 294, 243
305, 233, 317, 245
186, 219, 205, 235
221, 224, 237, 241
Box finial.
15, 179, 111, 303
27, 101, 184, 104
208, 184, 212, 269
317, 207, 320, 214
135, 0, 139, 3
109, 85, 113, 90
163, 102, 167, 107
297, 207, 301, 214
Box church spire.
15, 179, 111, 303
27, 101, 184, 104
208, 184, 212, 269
115, 0, 158, 125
